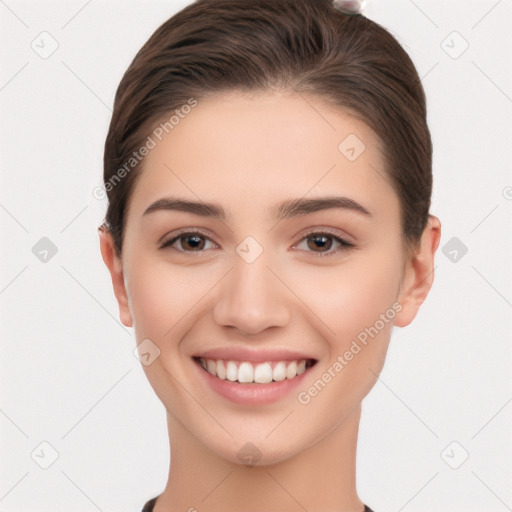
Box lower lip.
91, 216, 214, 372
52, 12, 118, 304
193, 359, 315, 406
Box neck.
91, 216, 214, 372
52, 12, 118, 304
154, 405, 365, 512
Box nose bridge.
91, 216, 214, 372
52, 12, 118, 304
212, 244, 290, 334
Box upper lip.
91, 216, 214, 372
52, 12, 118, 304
192, 347, 318, 363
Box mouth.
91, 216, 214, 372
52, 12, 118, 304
193, 356, 318, 384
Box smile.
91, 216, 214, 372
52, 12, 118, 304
195, 357, 317, 384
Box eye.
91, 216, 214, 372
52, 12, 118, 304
294, 231, 354, 256
159, 229, 355, 256
160, 231, 217, 252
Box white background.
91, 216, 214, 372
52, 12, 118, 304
1, 1, 511, 511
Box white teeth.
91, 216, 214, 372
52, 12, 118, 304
286, 361, 297, 379
254, 363, 273, 383
272, 361, 287, 382
216, 360, 226, 380
206, 359, 216, 376
198, 357, 313, 383
237, 362, 253, 383
226, 360, 238, 382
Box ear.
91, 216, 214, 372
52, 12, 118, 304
394, 215, 441, 328
98, 226, 133, 328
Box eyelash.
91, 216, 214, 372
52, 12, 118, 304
159, 229, 355, 257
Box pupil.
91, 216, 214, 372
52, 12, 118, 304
308, 235, 332, 252
184, 235, 204, 250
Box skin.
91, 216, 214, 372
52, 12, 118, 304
99, 91, 441, 512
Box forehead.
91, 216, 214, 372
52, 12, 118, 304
126, 91, 398, 221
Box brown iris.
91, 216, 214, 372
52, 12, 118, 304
307, 234, 333, 252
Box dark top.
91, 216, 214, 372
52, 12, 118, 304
142, 496, 375, 511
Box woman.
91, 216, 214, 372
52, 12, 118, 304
98, 0, 441, 510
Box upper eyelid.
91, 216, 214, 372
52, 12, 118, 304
159, 227, 215, 245
161, 228, 354, 250
161, 229, 219, 249
294, 226, 354, 244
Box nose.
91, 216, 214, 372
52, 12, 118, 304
212, 254, 291, 335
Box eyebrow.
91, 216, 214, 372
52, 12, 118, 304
142, 196, 373, 220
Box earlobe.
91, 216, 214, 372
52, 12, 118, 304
394, 215, 441, 328
98, 226, 133, 328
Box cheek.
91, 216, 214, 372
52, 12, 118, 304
294, 252, 401, 419
125, 254, 214, 340
288, 246, 403, 345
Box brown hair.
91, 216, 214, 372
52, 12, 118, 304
102, 0, 432, 257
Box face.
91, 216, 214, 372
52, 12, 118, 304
101, 91, 438, 465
